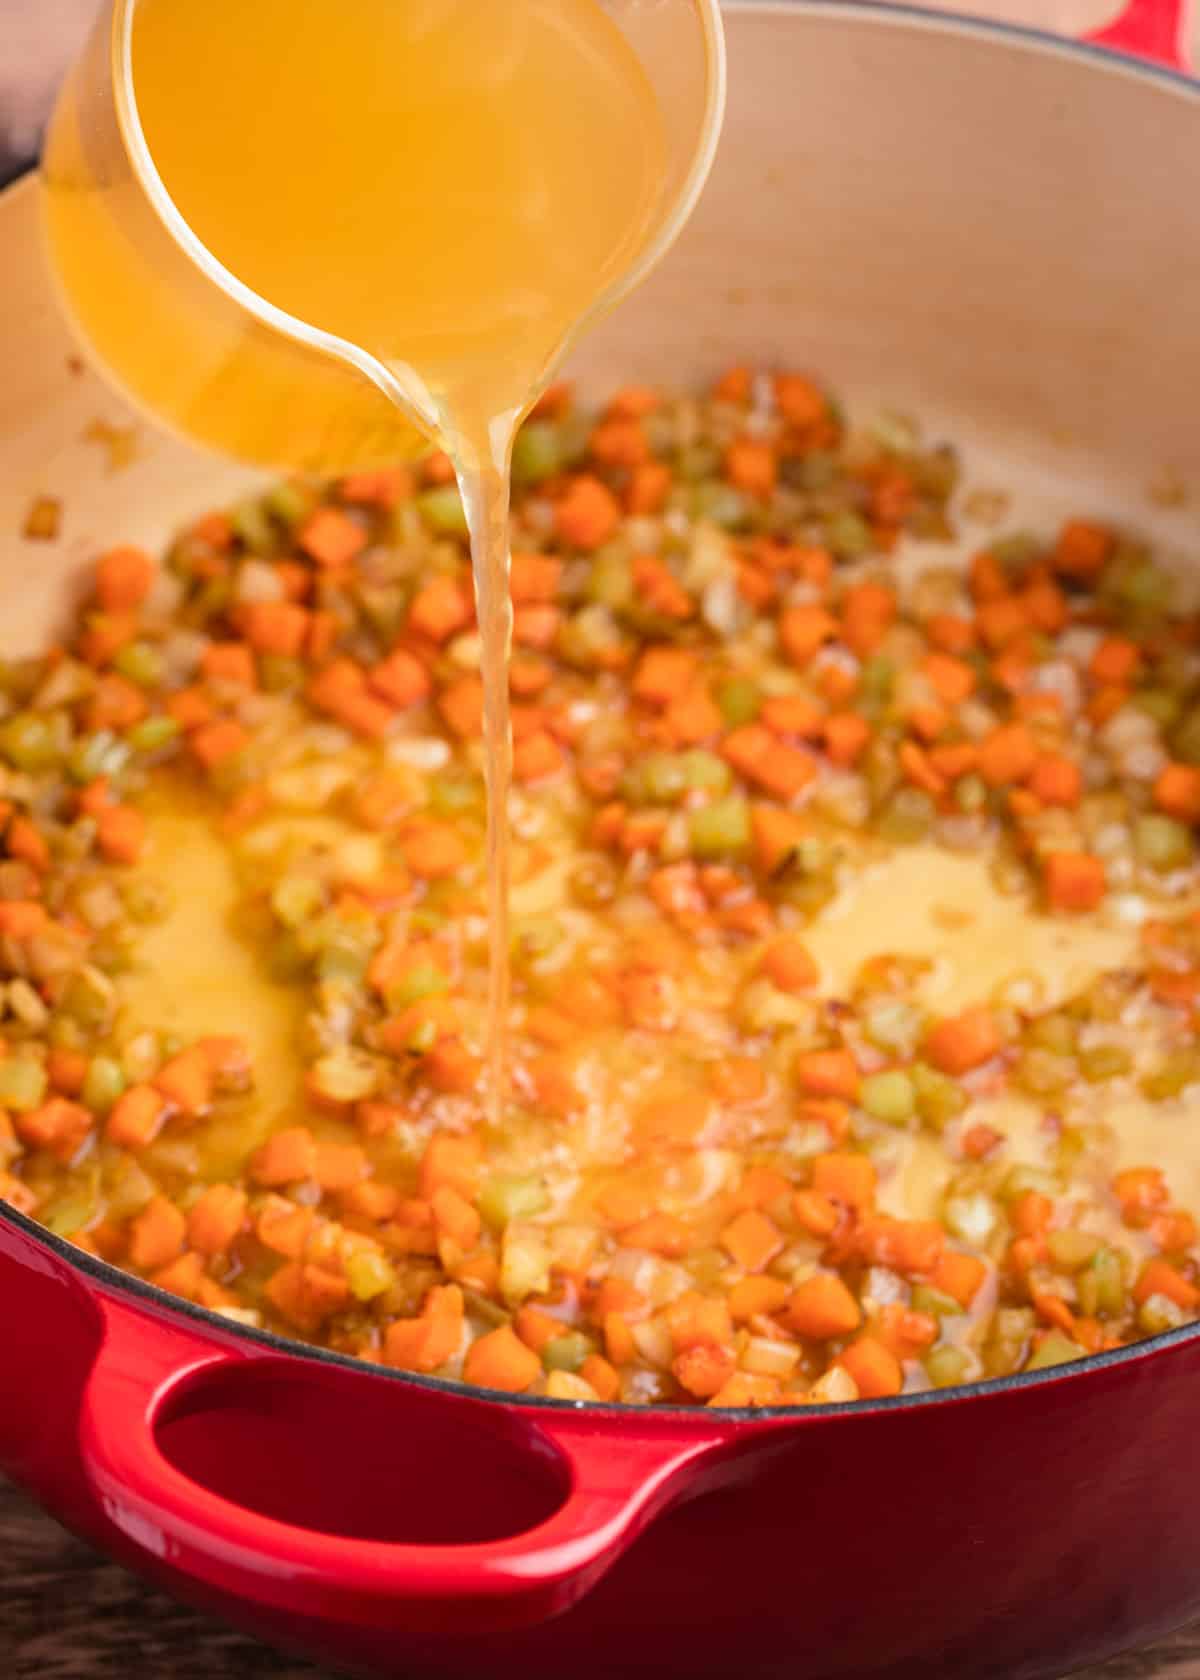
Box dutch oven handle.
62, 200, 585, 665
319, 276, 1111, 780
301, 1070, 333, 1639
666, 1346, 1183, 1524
77, 1287, 734, 1634
1083, 0, 1192, 71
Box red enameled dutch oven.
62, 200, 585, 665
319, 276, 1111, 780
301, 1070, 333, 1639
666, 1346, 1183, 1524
2, 2, 1200, 1675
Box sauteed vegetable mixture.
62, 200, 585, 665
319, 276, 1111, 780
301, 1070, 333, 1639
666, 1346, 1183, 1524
3, 370, 1200, 1406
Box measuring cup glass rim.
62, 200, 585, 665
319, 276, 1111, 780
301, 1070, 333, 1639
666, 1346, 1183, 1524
108, 0, 728, 430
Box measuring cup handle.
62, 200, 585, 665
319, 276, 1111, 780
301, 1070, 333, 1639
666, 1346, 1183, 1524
1084, 0, 1192, 72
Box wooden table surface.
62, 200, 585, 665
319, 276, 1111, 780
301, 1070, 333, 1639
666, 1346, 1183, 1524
0, 1472, 1197, 1680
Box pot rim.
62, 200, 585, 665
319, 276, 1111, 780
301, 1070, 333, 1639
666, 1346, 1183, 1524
6, 0, 1200, 1426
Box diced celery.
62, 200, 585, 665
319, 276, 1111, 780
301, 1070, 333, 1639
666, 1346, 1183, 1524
0, 1058, 47, 1112
859, 1068, 916, 1124
417, 486, 468, 536
716, 678, 762, 728
1134, 814, 1192, 871
126, 715, 181, 753
511, 422, 564, 487
542, 1332, 592, 1373
479, 1175, 550, 1231
113, 641, 164, 689
1024, 1329, 1086, 1371
82, 1055, 126, 1115
924, 1345, 971, 1388
689, 795, 750, 858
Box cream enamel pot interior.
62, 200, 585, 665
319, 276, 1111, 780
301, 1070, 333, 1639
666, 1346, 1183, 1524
1, 5, 1200, 1679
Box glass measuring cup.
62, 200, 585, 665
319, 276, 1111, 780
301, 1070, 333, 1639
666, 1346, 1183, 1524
39, 0, 726, 474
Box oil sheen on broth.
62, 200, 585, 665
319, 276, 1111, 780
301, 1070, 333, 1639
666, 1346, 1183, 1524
129, 0, 670, 1121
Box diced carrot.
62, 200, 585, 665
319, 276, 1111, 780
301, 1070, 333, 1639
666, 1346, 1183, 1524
760, 695, 822, 740
424, 1039, 482, 1096
298, 506, 368, 568
419, 1132, 482, 1201
95, 804, 145, 865
1043, 851, 1106, 912
719, 1209, 783, 1272
925, 1006, 1003, 1075
257, 1198, 317, 1258
665, 1292, 734, 1352
408, 575, 472, 643
857, 1216, 945, 1275
513, 730, 566, 783
313, 1143, 368, 1192
932, 1251, 988, 1308
1053, 519, 1112, 580
774, 374, 827, 429
922, 652, 975, 706
1090, 636, 1141, 686
555, 475, 621, 550
187, 1184, 248, 1256
1029, 755, 1082, 808
363, 648, 428, 710
899, 741, 945, 798
168, 687, 215, 732
723, 725, 815, 799
128, 1196, 186, 1272
47, 1047, 88, 1097
673, 1344, 737, 1399
976, 596, 1028, 651
635, 557, 692, 624
438, 674, 484, 740
728, 1276, 791, 1323
1009, 1191, 1055, 1237
926, 613, 976, 655
1113, 1166, 1168, 1219
822, 712, 871, 766
190, 718, 249, 770
431, 1184, 482, 1251
96, 545, 155, 612
618, 1212, 692, 1257
626, 461, 673, 515
0, 902, 47, 939
978, 724, 1037, 787
105, 1085, 168, 1150
796, 1049, 859, 1101
875, 1304, 939, 1358
7, 818, 49, 873
752, 807, 810, 880
265, 1262, 350, 1332
464, 1324, 541, 1393
724, 438, 777, 499
632, 645, 697, 705
761, 934, 818, 992
579, 1354, 620, 1401
793, 1188, 841, 1237
788, 1273, 861, 1339
590, 416, 650, 468
339, 466, 411, 508
811, 1151, 875, 1212
1154, 762, 1200, 824
404, 821, 469, 879
961, 1122, 1004, 1161
836, 1335, 903, 1399
148, 1251, 205, 1301
340, 1180, 401, 1223
1133, 1258, 1199, 1310
713, 365, 752, 404
202, 641, 257, 687
239, 601, 310, 657
251, 1126, 318, 1187
16, 1099, 91, 1161
153, 1047, 213, 1118
778, 604, 838, 666
708, 1056, 767, 1107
